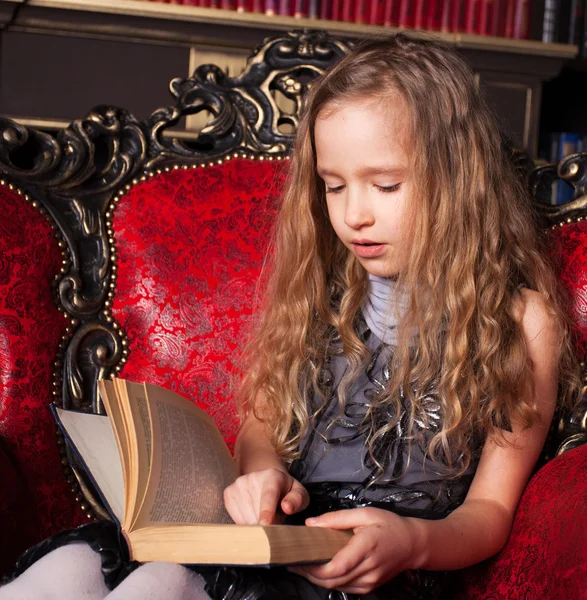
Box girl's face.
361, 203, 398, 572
314, 97, 414, 278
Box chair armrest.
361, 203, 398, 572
450, 443, 587, 600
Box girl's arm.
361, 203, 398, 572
291, 289, 560, 593
224, 403, 310, 525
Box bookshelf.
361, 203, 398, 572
0, 0, 578, 156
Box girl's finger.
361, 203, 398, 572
239, 489, 263, 525
292, 531, 370, 581
281, 485, 310, 514
258, 479, 284, 525
306, 507, 376, 529
290, 557, 375, 591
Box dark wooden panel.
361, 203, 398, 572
0, 30, 189, 121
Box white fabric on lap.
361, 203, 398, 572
0, 542, 211, 600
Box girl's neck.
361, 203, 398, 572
361, 273, 408, 345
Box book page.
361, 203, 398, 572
116, 379, 155, 531
55, 408, 125, 524
134, 382, 238, 530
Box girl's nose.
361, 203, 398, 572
344, 190, 375, 230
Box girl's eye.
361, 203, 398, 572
325, 185, 345, 194
376, 183, 401, 193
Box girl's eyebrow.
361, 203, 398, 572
317, 165, 406, 178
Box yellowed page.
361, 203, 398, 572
98, 379, 133, 524
115, 379, 154, 532
133, 381, 237, 529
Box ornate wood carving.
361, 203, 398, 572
145, 29, 352, 168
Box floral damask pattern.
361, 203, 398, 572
0, 185, 88, 575
112, 158, 289, 450
547, 220, 587, 358
451, 444, 587, 599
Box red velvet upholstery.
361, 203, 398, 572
452, 443, 587, 599
111, 157, 288, 449
0, 184, 88, 575
546, 220, 587, 358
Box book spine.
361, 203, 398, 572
369, 0, 385, 24
552, 133, 579, 204
355, 0, 369, 21
340, 0, 352, 20
265, 0, 277, 14
513, 0, 531, 37
414, 0, 426, 27
308, 0, 320, 18
504, 0, 516, 36
320, 0, 330, 17
528, 0, 547, 39
572, 0, 584, 43
557, 0, 574, 42
464, 0, 479, 32
542, 0, 558, 41
582, 0, 587, 54
398, 0, 413, 26
440, 0, 452, 30
451, 0, 464, 31
383, 0, 394, 24
426, 0, 443, 29
331, 0, 342, 19
278, 0, 291, 14
477, 0, 491, 33
221, 0, 236, 7
294, 0, 308, 16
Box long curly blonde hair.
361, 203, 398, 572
238, 33, 579, 476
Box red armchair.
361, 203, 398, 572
0, 30, 585, 598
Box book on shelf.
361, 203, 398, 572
547, 132, 585, 205
53, 377, 351, 565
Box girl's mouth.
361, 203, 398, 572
352, 242, 386, 258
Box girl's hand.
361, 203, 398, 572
224, 468, 310, 526
289, 507, 417, 595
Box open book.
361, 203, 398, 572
54, 377, 351, 565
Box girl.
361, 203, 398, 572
0, 32, 578, 600
223, 32, 577, 598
